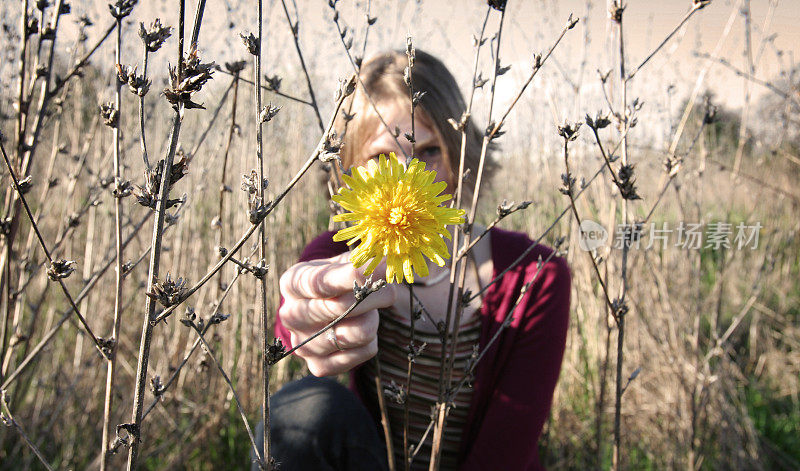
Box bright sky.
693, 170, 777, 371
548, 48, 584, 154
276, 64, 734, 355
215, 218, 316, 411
2, 0, 797, 148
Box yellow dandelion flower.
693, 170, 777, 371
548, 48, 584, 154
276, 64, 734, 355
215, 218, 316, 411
332, 152, 465, 284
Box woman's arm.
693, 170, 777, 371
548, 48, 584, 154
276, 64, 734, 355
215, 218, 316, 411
460, 255, 571, 471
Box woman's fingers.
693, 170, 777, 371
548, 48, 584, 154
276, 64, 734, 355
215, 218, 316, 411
280, 284, 396, 332
302, 336, 379, 377
289, 309, 379, 357
280, 252, 364, 300
278, 251, 394, 377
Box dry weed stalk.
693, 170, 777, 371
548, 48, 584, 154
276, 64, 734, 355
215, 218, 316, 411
100, 2, 135, 469
126, 0, 198, 467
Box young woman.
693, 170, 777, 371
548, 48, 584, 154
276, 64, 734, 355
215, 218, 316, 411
264, 50, 571, 471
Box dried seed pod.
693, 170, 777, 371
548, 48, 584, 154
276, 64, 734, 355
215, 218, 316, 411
616, 164, 642, 200
497, 200, 532, 218
146, 273, 188, 307
557, 120, 582, 141
259, 104, 280, 123
99, 102, 118, 128
248, 259, 269, 279
383, 380, 406, 405
47, 259, 76, 281
108, 0, 137, 20
488, 0, 506, 11
266, 338, 286, 365
559, 173, 576, 197
164, 48, 215, 110
139, 18, 172, 52
585, 111, 611, 130
17, 176, 33, 194
240, 32, 259, 55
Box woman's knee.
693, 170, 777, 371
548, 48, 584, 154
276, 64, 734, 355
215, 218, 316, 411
252, 375, 388, 471
271, 375, 357, 433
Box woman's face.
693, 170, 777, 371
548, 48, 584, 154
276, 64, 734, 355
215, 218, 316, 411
358, 99, 454, 192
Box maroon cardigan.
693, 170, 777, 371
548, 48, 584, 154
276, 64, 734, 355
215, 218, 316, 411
274, 227, 571, 470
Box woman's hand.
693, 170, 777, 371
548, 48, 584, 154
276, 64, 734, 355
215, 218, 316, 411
279, 253, 396, 377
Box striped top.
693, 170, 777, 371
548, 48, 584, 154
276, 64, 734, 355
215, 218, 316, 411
362, 308, 482, 470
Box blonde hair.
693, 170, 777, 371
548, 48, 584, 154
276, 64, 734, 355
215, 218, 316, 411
334, 49, 496, 194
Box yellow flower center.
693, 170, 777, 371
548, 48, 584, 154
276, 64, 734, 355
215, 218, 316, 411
388, 206, 410, 227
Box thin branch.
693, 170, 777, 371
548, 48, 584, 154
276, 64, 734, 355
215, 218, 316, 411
101, 11, 127, 470
329, 2, 409, 161
190, 0, 206, 49
466, 121, 633, 305
692, 51, 799, 107
455, 200, 531, 260
253, 2, 271, 467
142, 269, 244, 422
48, 22, 117, 98
216, 67, 313, 106
215, 66, 243, 266
561, 133, 614, 311
138, 41, 151, 169
279, 0, 324, 131
668, 2, 740, 156
186, 77, 235, 163
1, 213, 150, 390
733, 0, 755, 175
641, 112, 711, 225
151, 81, 353, 326
0, 139, 107, 358
1, 390, 55, 471
435, 7, 526, 467
14, 0, 31, 161
127, 2, 191, 466
403, 41, 419, 469
409, 245, 562, 470
372, 353, 397, 471
449, 245, 562, 400
442, 16, 580, 413
626, 2, 710, 81
126, 109, 183, 469
188, 322, 264, 464
407, 418, 434, 467
451, 4, 490, 215
486, 14, 579, 141
612, 4, 630, 467
402, 284, 416, 471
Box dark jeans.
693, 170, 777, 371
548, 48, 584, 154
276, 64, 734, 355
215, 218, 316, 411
251, 375, 390, 471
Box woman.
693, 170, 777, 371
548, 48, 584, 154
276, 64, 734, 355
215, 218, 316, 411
265, 50, 571, 471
